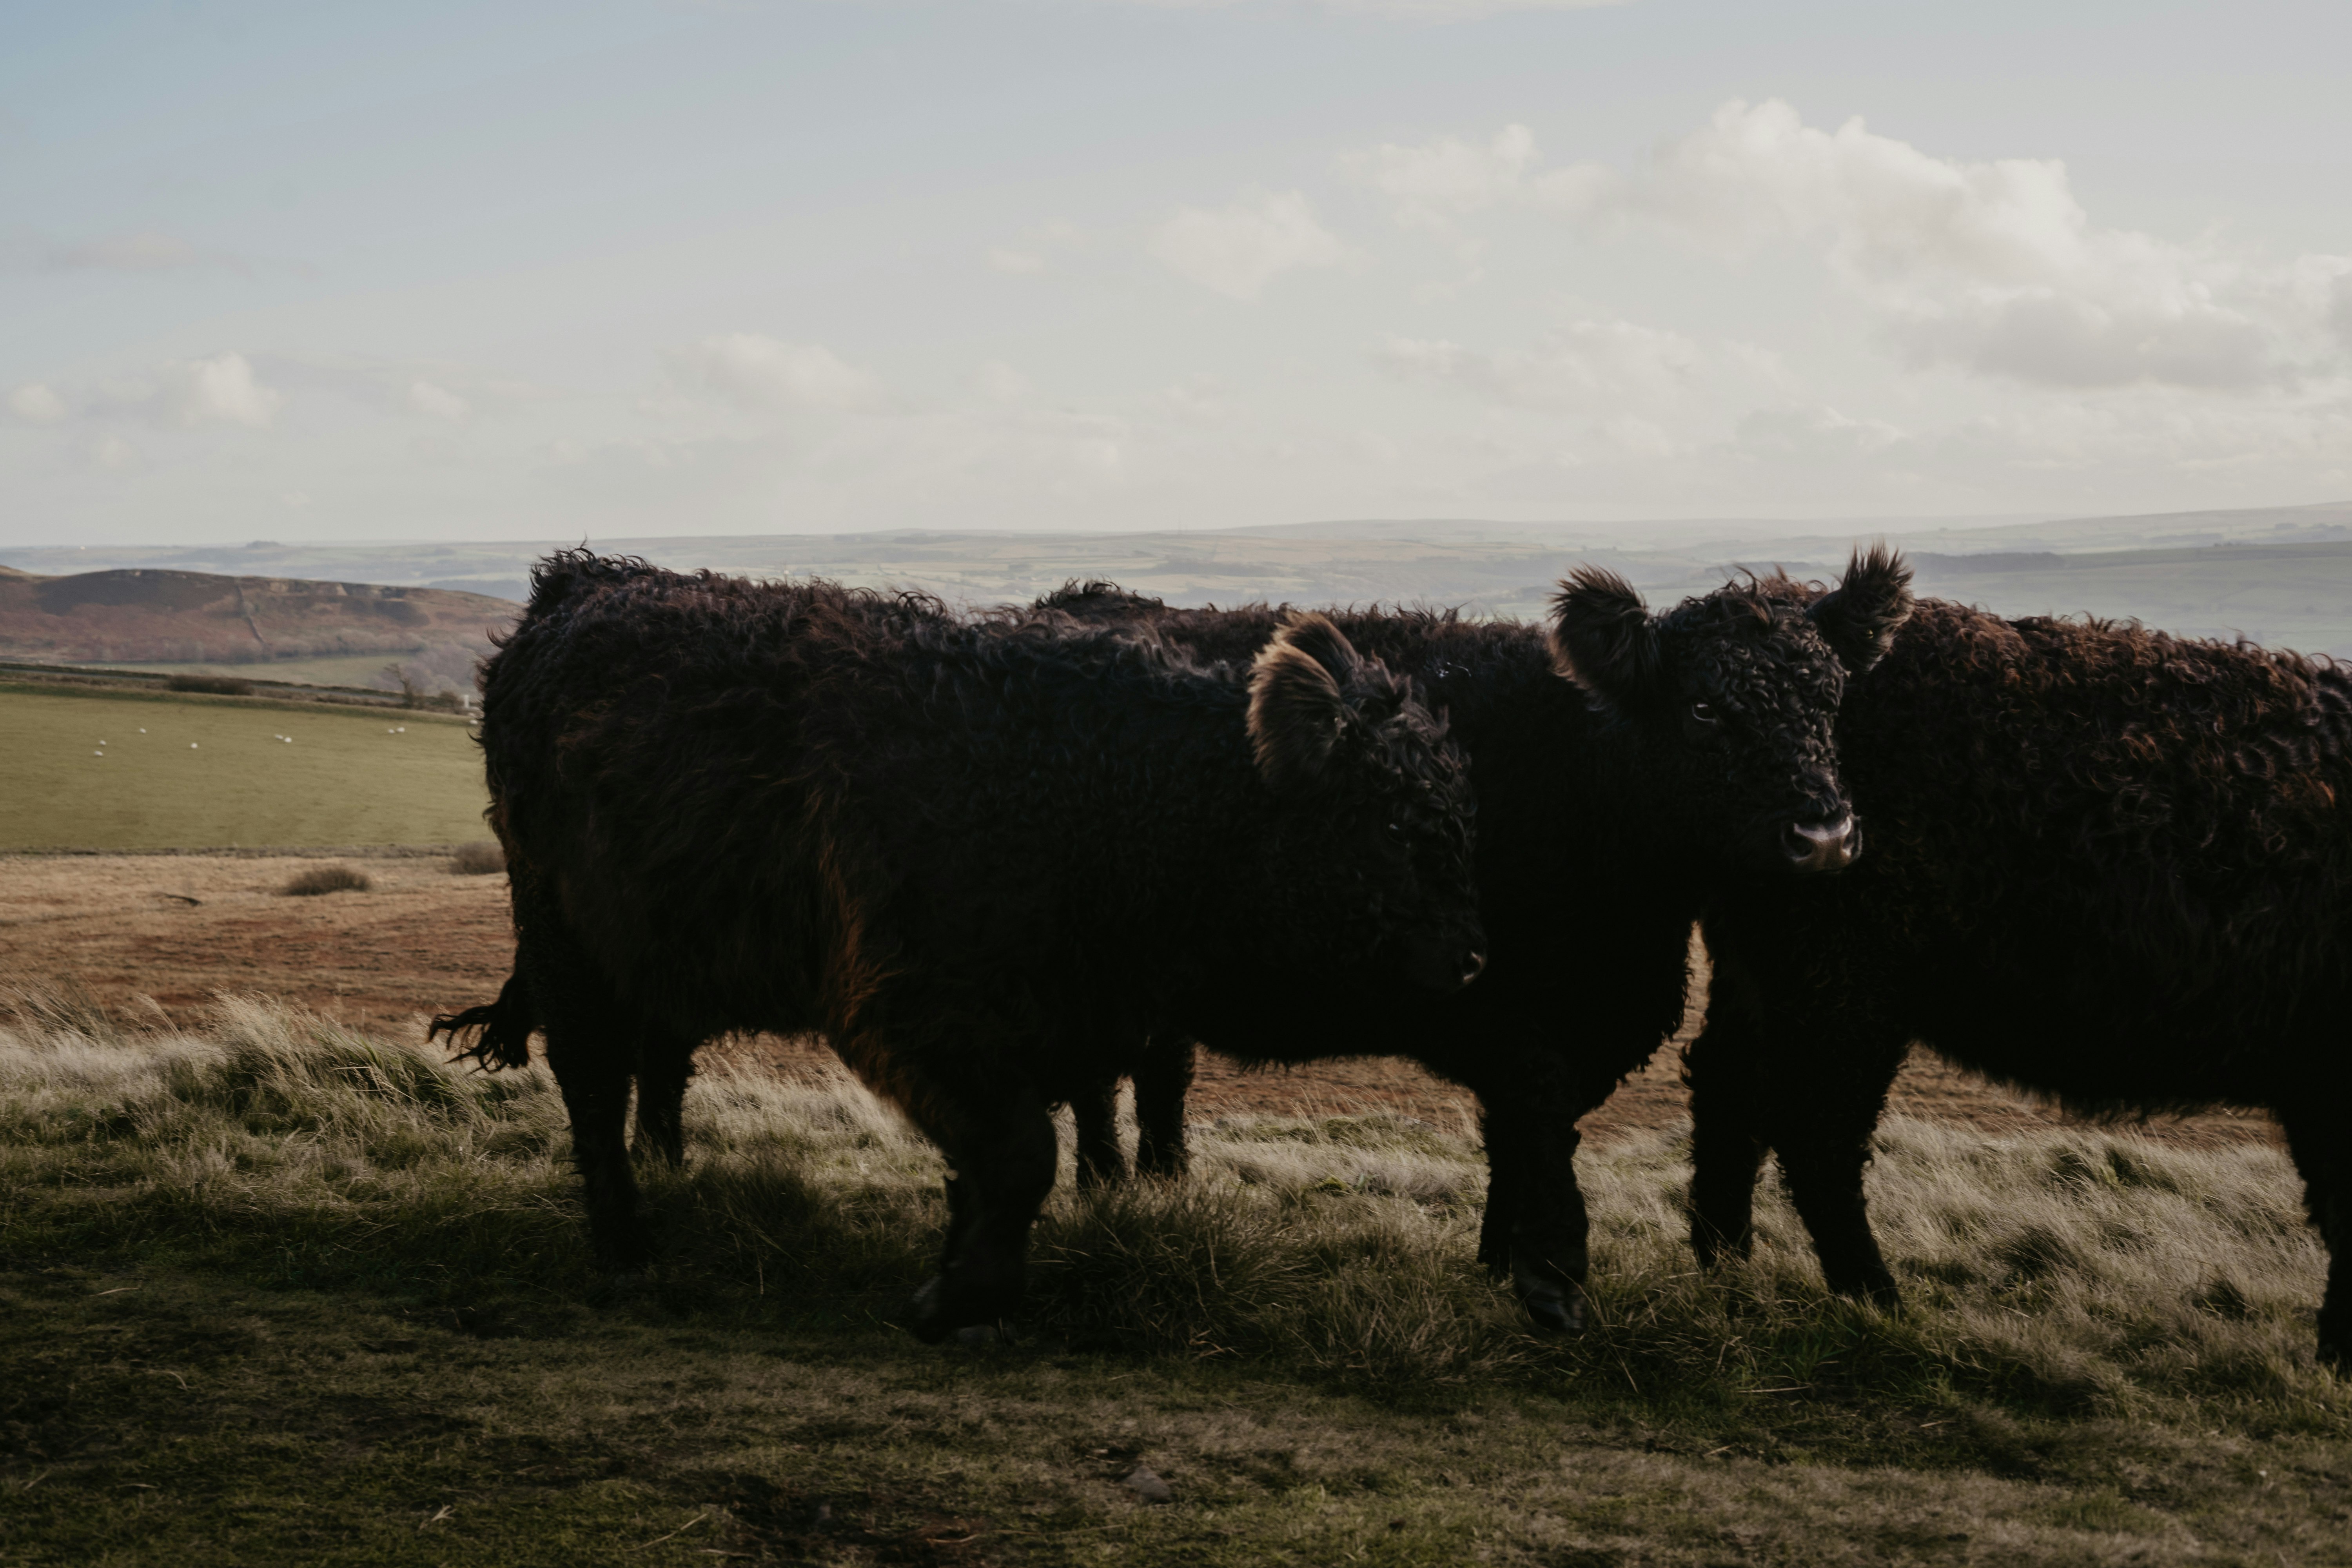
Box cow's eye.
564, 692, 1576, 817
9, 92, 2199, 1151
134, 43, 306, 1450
1690, 700, 1718, 724
1386, 820, 1407, 839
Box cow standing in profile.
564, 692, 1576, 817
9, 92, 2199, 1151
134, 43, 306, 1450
1685, 597, 2352, 1368
432, 552, 1485, 1343
1039, 550, 1915, 1331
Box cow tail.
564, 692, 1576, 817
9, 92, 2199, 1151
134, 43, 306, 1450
428, 971, 538, 1072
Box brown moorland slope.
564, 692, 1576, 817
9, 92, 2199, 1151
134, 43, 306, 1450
0, 564, 516, 672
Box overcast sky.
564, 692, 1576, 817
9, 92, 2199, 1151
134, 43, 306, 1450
5, 0, 2349, 546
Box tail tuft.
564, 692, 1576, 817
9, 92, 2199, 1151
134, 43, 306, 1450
428, 973, 536, 1071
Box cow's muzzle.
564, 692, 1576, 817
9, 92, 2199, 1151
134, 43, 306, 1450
1779, 813, 1860, 873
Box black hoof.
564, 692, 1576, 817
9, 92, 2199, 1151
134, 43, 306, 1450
2316, 1336, 2347, 1375
1514, 1264, 1586, 1334
905, 1275, 953, 1343
904, 1273, 1018, 1346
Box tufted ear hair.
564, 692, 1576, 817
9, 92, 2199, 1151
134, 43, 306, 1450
1549, 566, 1661, 709
1809, 544, 1915, 675
1249, 612, 1363, 790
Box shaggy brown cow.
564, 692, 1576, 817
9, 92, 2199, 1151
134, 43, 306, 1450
1034, 552, 1914, 1330
432, 552, 1484, 1342
1685, 597, 2352, 1367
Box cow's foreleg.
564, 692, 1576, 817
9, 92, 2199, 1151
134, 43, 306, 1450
1683, 1006, 1771, 1270
1768, 1029, 1906, 1305
895, 1076, 1060, 1343
1429, 1044, 1594, 1334
1132, 1037, 1196, 1178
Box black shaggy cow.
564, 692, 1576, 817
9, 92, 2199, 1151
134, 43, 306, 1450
430, 553, 1487, 1342
1036, 552, 1915, 1329
1684, 597, 2352, 1366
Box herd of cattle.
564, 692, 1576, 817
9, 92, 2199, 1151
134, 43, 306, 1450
430, 547, 2350, 1368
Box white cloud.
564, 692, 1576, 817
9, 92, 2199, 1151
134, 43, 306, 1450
986, 247, 1048, 275
1151, 189, 1353, 300
88, 434, 141, 470
7, 383, 66, 423
6, 353, 284, 431
407, 379, 470, 420
1359, 101, 2352, 392
1163, 373, 1233, 424
156, 352, 284, 428
1734, 404, 1908, 460
669, 334, 888, 411
973, 361, 1032, 402
1354, 123, 1538, 224
1555, 99, 2347, 390
1376, 320, 1714, 410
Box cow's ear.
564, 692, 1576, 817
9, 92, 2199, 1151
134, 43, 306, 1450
1549, 567, 1660, 709
1249, 612, 1357, 790
1810, 544, 1914, 675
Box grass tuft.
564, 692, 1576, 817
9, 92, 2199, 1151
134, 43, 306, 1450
280, 862, 373, 896
449, 838, 506, 874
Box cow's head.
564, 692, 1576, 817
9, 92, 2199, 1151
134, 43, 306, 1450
1245, 612, 1486, 994
1549, 545, 1912, 875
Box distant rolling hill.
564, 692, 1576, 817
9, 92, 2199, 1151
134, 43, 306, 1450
0, 566, 517, 690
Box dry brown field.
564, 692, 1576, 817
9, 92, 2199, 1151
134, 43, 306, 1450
0, 851, 2278, 1151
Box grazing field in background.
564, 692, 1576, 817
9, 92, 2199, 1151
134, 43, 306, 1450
2, 995, 2345, 1566
0, 685, 487, 850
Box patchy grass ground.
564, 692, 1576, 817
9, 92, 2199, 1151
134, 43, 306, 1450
0, 686, 485, 849
2, 996, 2347, 1565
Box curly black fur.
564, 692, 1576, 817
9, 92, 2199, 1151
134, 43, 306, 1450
1030, 551, 1911, 1328
432, 552, 1481, 1341
1684, 593, 2352, 1365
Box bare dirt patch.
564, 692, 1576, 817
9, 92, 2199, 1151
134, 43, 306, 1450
0, 853, 2276, 1148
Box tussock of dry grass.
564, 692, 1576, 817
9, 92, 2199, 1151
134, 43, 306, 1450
279, 862, 372, 895
0, 993, 2335, 1428
448, 838, 505, 874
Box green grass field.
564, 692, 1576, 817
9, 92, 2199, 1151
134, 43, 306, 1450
0, 686, 487, 849
2, 995, 2345, 1566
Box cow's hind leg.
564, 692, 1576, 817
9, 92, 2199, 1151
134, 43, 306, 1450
541, 1013, 650, 1276
2278, 1104, 2351, 1370
1070, 1075, 1127, 1190
516, 922, 656, 1276
1132, 1038, 1195, 1179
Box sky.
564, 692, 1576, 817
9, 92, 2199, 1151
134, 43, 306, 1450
4, 0, 2350, 547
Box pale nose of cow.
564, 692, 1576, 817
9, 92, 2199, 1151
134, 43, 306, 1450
1780, 814, 1859, 873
